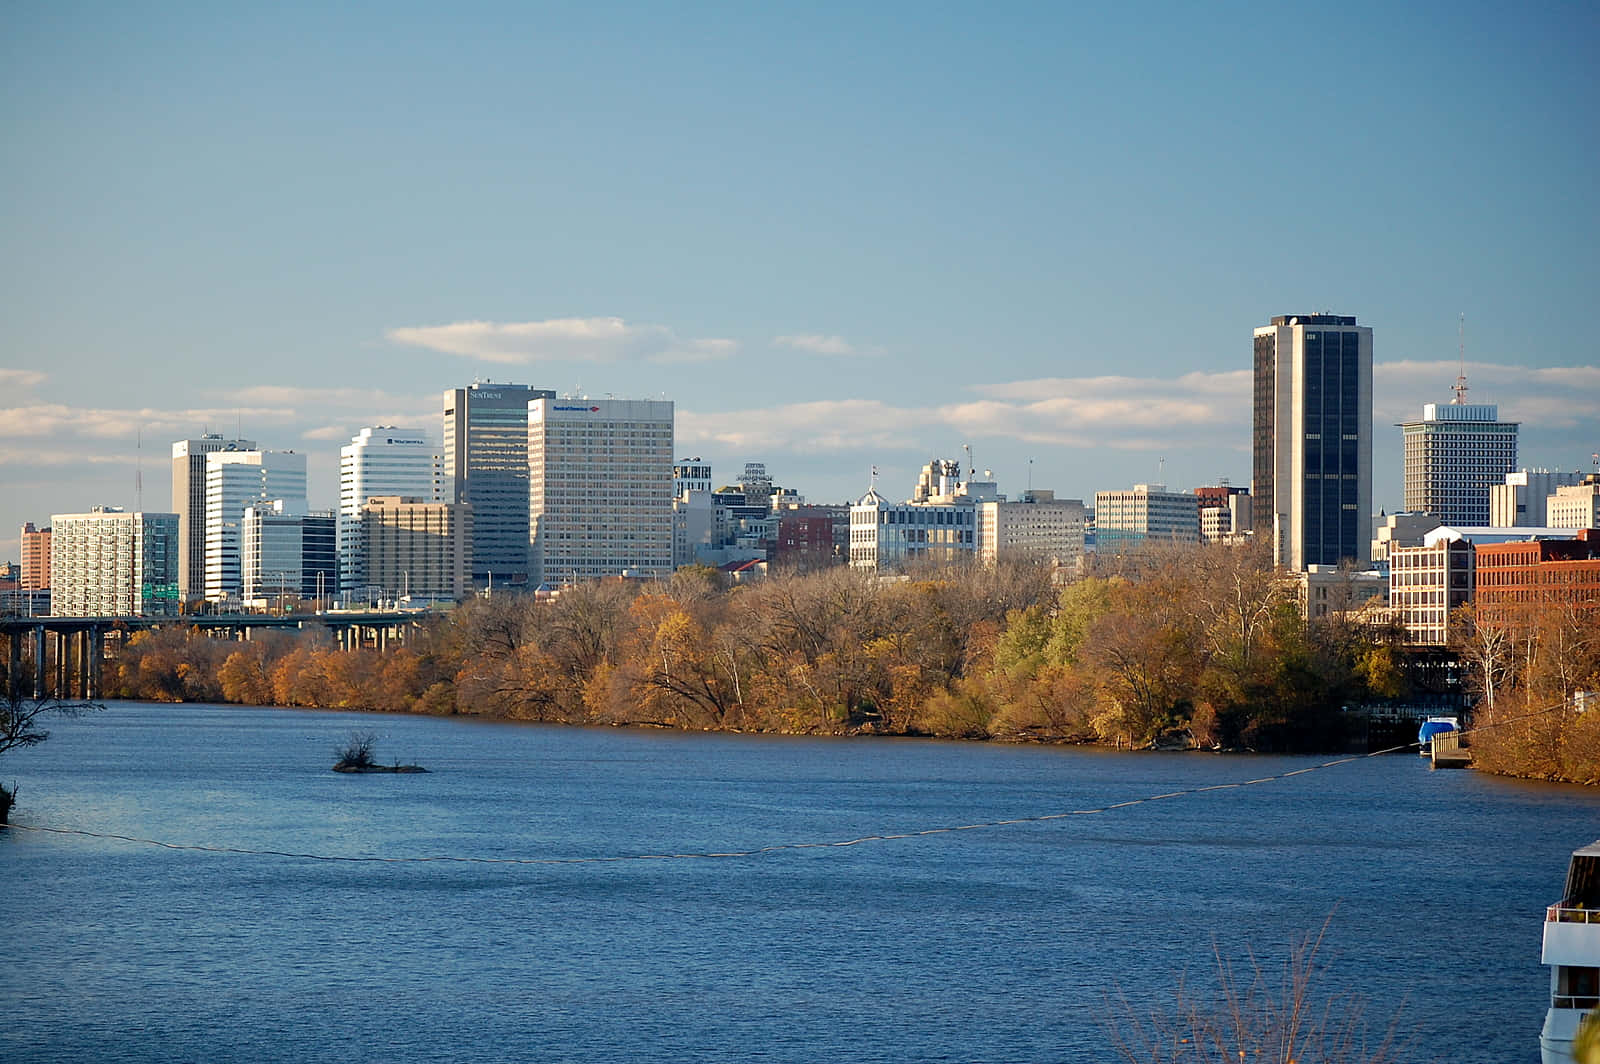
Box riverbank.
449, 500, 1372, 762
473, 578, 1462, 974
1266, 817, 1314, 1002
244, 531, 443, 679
70, 554, 1598, 778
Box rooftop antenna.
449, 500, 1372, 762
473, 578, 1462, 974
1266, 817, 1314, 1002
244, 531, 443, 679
1451, 312, 1469, 404
135, 426, 143, 511
1027, 457, 1033, 492
963, 443, 974, 479
869, 464, 879, 492
1158, 456, 1166, 483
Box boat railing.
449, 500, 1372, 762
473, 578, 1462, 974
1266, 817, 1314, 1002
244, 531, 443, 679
1547, 904, 1600, 923
1551, 994, 1600, 1010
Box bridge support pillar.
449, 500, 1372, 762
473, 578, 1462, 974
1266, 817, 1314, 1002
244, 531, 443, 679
7, 631, 18, 701
76, 630, 88, 699
32, 626, 45, 699
54, 631, 68, 698
87, 627, 103, 700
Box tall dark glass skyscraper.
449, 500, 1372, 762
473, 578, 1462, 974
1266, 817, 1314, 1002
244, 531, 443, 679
443, 381, 555, 588
1252, 314, 1373, 570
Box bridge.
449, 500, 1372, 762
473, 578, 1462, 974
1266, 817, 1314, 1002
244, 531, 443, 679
1, 612, 433, 700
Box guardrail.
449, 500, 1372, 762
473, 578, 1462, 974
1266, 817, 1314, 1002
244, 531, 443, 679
1547, 905, 1600, 923
1551, 994, 1599, 1009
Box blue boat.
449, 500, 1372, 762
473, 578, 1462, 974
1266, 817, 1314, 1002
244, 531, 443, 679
1418, 716, 1459, 756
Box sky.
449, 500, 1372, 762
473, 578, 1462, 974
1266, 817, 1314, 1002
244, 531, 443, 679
3, 1, 1597, 558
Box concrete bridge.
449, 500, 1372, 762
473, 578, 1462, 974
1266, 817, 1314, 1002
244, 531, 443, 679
1, 612, 432, 700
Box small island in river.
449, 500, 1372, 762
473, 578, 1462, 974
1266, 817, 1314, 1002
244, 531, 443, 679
331, 731, 427, 774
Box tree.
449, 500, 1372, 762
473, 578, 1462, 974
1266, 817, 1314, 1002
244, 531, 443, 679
1106, 919, 1404, 1063
1, 691, 98, 824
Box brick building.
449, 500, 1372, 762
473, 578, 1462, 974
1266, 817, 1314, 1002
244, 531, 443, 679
1474, 529, 1600, 622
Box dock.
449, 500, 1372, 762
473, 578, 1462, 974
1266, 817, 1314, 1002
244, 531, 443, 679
1429, 729, 1473, 769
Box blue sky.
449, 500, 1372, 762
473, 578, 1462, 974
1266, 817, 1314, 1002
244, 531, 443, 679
3, 2, 1597, 556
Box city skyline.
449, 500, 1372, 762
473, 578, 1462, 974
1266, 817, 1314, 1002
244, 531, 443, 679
4, 3, 1597, 556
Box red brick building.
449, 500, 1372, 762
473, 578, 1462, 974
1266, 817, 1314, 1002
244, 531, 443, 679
1474, 529, 1600, 621
772, 513, 838, 571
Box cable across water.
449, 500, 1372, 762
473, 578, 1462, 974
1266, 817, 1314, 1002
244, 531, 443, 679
1, 701, 1566, 866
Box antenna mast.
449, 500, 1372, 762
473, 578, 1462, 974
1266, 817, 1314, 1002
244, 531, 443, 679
1451, 313, 1469, 404
135, 427, 143, 510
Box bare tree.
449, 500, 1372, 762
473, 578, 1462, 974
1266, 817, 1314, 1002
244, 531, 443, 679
1106, 918, 1405, 1063
1, 691, 99, 824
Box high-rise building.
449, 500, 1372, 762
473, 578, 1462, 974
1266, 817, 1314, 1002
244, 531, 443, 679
1489, 469, 1583, 527
241, 502, 337, 606
339, 426, 444, 598
48, 507, 179, 616
19, 522, 51, 590
1092, 483, 1199, 553
204, 450, 307, 603
359, 496, 474, 603
443, 382, 555, 588
528, 397, 674, 586
1399, 394, 1518, 526
1252, 314, 1373, 570
171, 435, 258, 602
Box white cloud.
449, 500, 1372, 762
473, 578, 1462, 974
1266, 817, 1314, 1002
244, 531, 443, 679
682, 358, 1599, 464
0, 403, 298, 439
680, 399, 923, 452
301, 425, 351, 441
1375, 359, 1600, 428
0, 369, 47, 391
223, 385, 433, 411
386, 317, 737, 365
0, 447, 132, 468
773, 334, 880, 358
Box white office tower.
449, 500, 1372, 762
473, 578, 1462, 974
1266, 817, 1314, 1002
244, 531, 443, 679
1399, 396, 1518, 527
49, 507, 179, 616
529, 398, 674, 586
339, 427, 443, 598
171, 435, 257, 602
1491, 470, 1585, 527
204, 450, 308, 603
1253, 314, 1373, 570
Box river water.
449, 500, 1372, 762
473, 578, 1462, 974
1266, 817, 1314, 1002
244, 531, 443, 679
2, 702, 1596, 1063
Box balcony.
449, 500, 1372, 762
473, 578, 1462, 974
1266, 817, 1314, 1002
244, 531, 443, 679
1543, 904, 1600, 966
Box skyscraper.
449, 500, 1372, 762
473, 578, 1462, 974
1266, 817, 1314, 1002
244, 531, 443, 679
171, 435, 258, 603
204, 450, 307, 603
528, 397, 674, 585
19, 522, 51, 591
48, 507, 179, 616
1252, 314, 1373, 570
339, 426, 443, 598
1399, 390, 1518, 526
443, 382, 555, 588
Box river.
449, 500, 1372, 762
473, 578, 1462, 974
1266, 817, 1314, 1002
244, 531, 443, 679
3, 701, 1596, 1062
